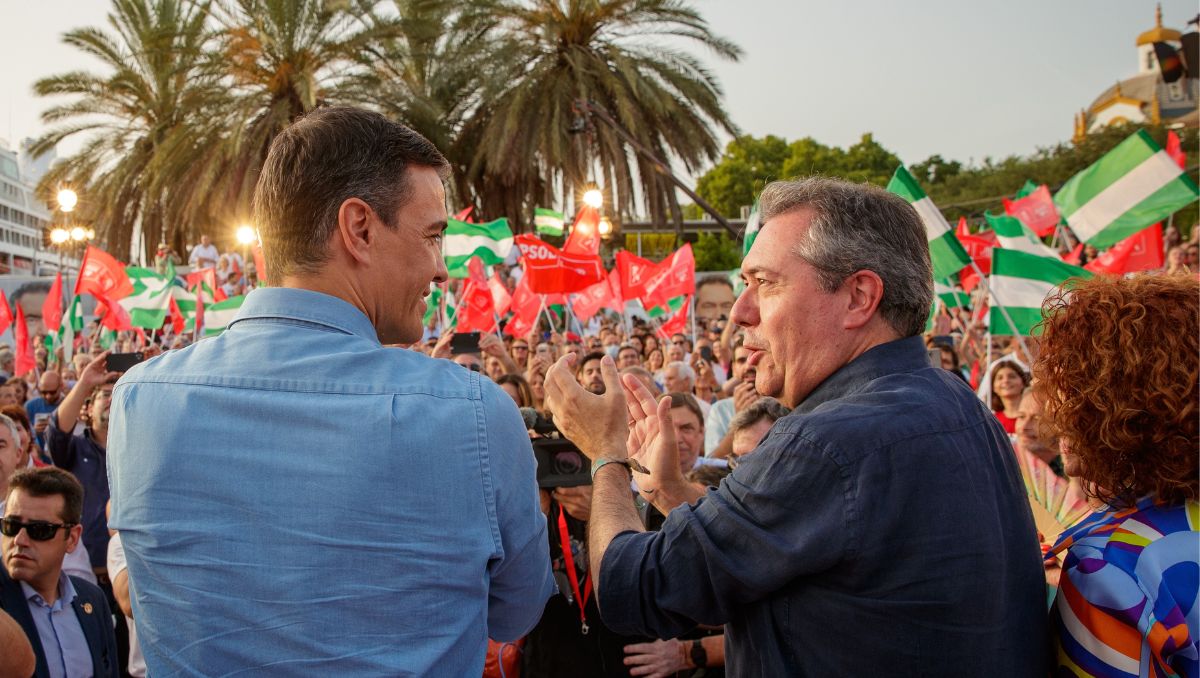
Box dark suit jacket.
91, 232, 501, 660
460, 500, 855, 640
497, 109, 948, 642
0, 567, 118, 678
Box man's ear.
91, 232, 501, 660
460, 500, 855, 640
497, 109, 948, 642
65, 524, 82, 554
842, 270, 885, 330
337, 198, 376, 266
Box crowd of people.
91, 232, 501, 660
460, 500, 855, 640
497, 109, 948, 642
0, 106, 1194, 678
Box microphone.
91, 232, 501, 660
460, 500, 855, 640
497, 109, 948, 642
519, 407, 540, 431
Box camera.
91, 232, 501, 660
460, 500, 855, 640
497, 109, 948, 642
521, 408, 591, 488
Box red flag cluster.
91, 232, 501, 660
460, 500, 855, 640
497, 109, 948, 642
514, 235, 605, 294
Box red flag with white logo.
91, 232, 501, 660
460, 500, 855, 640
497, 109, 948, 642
42, 272, 63, 332
456, 280, 496, 333
615, 250, 660, 301
488, 272, 512, 317
571, 276, 616, 321
1084, 223, 1164, 275
74, 246, 134, 300
655, 295, 690, 339
514, 234, 605, 293
641, 245, 695, 308
1003, 186, 1060, 238
563, 206, 602, 255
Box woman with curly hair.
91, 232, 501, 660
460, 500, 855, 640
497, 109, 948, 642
1037, 274, 1198, 677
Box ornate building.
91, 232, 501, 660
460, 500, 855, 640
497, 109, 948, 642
1073, 5, 1198, 142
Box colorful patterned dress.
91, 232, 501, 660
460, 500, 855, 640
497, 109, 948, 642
1049, 497, 1199, 677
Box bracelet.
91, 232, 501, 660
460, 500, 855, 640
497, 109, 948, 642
590, 457, 633, 480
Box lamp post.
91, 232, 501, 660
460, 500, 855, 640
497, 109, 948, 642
48, 187, 92, 296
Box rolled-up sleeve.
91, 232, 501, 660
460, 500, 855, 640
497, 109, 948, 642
598, 430, 852, 639
480, 383, 556, 641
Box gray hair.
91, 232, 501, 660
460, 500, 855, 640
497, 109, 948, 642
665, 361, 695, 385
0, 413, 20, 449
758, 177, 933, 337
728, 398, 790, 439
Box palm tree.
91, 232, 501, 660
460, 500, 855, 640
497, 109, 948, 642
460, 0, 741, 232
30, 0, 219, 261
201, 0, 397, 224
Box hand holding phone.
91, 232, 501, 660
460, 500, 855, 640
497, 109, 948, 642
450, 332, 482, 355
106, 352, 144, 373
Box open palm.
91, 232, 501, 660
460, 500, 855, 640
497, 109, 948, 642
622, 375, 684, 497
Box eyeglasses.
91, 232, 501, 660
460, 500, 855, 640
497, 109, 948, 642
1, 517, 76, 541
464, 363, 482, 372
512, 345, 529, 351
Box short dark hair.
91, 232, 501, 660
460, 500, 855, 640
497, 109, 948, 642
728, 397, 789, 438
576, 351, 606, 375
252, 106, 451, 281
696, 275, 734, 293
7, 467, 84, 525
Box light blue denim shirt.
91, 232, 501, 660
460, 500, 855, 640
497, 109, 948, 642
108, 287, 554, 676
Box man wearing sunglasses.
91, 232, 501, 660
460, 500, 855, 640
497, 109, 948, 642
0, 466, 118, 677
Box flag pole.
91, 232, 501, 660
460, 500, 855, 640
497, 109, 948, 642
689, 294, 697, 345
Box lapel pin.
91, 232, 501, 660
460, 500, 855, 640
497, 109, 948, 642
82, 603, 93, 614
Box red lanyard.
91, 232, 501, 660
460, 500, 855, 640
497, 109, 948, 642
557, 504, 592, 635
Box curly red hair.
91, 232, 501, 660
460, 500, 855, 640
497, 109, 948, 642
1034, 274, 1198, 507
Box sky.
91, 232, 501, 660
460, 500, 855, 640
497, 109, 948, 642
0, 0, 1195, 174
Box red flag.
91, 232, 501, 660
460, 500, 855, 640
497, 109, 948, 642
1061, 243, 1084, 266
456, 280, 496, 333
1166, 131, 1186, 169
13, 304, 35, 377
185, 267, 218, 293
956, 216, 971, 239
466, 256, 487, 284
488, 272, 512, 317
1003, 186, 1060, 238
42, 272, 64, 332
0, 293, 12, 337
252, 243, 268, 284
655, 296, 690, 339
168, 296, 186, 335
615, 250, 660, 301
641, 245, 695, 308
605, 268, 625, 312
453, 206, 475, 223
503, 310, 538, 338
514, 235, 604, 293
563, 206, 602, 255
504, 275, 542, 338
95, 295, 133, 331
960, 267, 982, 294
74, 246, 134, 299
1085, 224, 1164, 275
571, 276, 616, 321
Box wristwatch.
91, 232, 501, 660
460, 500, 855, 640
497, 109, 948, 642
690, 639, 707, 668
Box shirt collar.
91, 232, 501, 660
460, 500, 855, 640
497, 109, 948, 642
230, 287, 381, 345
794, 335, 930, 415
20, 571, 78, 609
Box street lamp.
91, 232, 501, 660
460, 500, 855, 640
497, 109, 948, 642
598, 217, 613, 238
581, 189, 603, 209
50, 228, 69, 245
235, 225, 257, 245
56, 189, 78, 213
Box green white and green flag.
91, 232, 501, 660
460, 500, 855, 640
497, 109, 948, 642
533, 208, 565, 237
98, 328, 118, 350
444, 218, 513, 277
742, 199, 761, 257
119, 267, 173, 329
56, 295, 84, 363
203, 295, 246, 337
887, 166, 972, 280
1055, 130, 1199, 249
989, 249, 1092, 336
984, 212, 1059, 259
644, 295, 686, 319
934, 280, 970, 308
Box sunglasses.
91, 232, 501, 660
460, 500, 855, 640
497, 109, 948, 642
464, 363, 482, 372
1, 517, 76, 541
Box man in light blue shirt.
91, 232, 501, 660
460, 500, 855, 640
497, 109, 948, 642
108, 106, 554, 675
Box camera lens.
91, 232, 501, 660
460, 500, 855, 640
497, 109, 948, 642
552, 450, 583, 475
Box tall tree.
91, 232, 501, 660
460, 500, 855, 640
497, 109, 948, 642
461, 0, 742, 230
30, 0, 219, 261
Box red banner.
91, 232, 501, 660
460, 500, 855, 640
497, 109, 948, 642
655, 295, 690, 339
563, 206, 602, 255
456, 280, 496, 333
75, 245, 134, 300
615, 250, 660, 301
514, 235, 604, 294
488, 272, 513, 317
1085, 223, 1164, 275
1003, 185, 1060, 238
571, 276, 616, 321
42, 272, 63, 332
641, 244, 695, 308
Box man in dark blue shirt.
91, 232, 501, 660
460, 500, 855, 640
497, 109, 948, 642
544, 177, 1047, 676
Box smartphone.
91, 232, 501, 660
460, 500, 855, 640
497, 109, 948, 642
450, 332, 482, 355
34, 413, 49, 425
699, 345, 714, 363
927, 348, 943, 368
106, 352, 144, 373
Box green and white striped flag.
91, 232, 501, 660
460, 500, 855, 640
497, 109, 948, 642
533, 208, 565, 237
57, 295, 83, 363
934, 280, 970, 309
1055, 130, 1198, 249
444, 218, 513, 277
119, 267, 173, 329
887, 166, 972, 280
985, 212, 1059, 260
203, 295, 246, 337
742, 199, 761, 257
989, 249, 1092, 336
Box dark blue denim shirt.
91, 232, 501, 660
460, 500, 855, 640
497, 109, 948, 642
599, 335, 1048, 676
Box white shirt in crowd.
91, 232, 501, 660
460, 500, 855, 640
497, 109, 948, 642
107, 532, 147, 678
189, 243, 220, 267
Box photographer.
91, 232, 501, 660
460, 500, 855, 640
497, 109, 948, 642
521, 408, 651, 677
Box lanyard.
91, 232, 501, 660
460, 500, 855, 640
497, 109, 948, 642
557, 504, 592, 635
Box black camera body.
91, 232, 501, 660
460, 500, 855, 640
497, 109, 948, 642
523, 409, 591, 488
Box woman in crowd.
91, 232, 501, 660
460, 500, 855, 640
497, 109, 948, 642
645, 346, 666, 383
988, 359, 1028, 434
525, 367, 547, 413
496, 373, 534, 409
1037, 275, 1198, 677
0, 404, 44, 468
1164, 246, 1191, 275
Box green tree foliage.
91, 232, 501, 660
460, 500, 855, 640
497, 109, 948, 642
692, 231, 741, 271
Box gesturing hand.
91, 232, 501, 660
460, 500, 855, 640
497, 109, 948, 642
543, 354, 628, 462
623, 639, 688, 678
622, 372, 684, 497
79, 351, 122, 388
